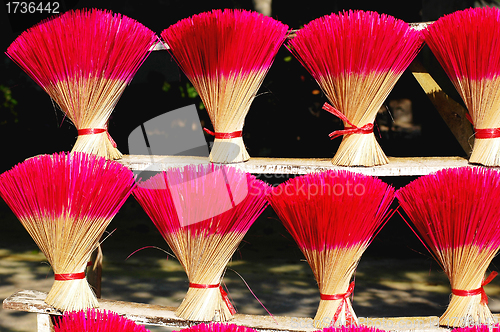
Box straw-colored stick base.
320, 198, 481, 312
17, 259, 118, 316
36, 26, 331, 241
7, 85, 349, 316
44, 278, 98, 311
175, 287, 233, 322
51, 77, 125, 161
437, 246, 498, 328
72, 133, 122, 160
210, 137, 250, 164
313, 298, 357, 329
469, 137, 500, 166
164, 231, 243, 323
449, 75, 500, 166
332, 133, 388, 167
304, 247, 364, 328
439, 294, 494, 327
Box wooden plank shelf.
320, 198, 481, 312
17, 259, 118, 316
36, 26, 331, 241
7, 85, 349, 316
3, 290, 449, 332
117, 155, 479, 177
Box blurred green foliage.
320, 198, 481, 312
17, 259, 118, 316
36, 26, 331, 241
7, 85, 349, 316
0, 85, 18, 126
164, 80, 205, 110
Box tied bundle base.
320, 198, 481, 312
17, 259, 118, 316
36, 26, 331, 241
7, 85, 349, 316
469, 138, 500, 166
73, 133, 122, 161
45, 277, 98, 312
440, 294, 494, 327
332, 133, 388, 167
210, 137, 250, 164
176, 287, 233, 322
438, 246, 496, 327
310, 247, 360, 328
314, 298, 357, 329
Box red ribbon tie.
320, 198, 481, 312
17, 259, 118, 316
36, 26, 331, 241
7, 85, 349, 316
54, 272, 86, 281
78, 126, 117, 148
219, 286, 237, 315
322, 103, 373, 140
474, 128, 500, 139
189, 283, 220, 289
465, 113, 500, 139
320, 281, 356, 326
203, 128, 242, 139
189, 283, 237, 315
452, 271, 498, 305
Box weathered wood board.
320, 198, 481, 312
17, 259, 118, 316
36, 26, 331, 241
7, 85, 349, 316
4, 290, 452, 332
117, 155, 481, 177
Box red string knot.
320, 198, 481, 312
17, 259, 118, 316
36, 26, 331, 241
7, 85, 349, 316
320, 281, 356, 326
189, 282, 236, 314
322, 103, 374, 140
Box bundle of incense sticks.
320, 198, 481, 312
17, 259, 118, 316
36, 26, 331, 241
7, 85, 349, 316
54, 309, 150, 332
267, 170, 395, 328
133, 165, 269, 321
0, 152, 135, 311
6, 9, 157, 159
397, 167, 500, 327
423, 7, 500, 166
287, 10, 422, 166
161, 9, 289, 163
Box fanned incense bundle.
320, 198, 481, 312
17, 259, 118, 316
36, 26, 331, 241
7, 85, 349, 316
0, 152, 135, 311
6, 9, 157, 159
175, 323, 258, 332
287, 10, 422, 166
267, 170, 395, 328
423, 7, 500, 166
397, 167, 500, 327
133, 165, 269, 321
161, 9, 289, 163
54, 309, 150, 332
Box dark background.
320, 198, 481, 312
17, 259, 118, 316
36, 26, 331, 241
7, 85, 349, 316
1, 0, 499, 318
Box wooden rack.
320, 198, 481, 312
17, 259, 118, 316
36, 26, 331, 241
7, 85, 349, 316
2, 22, 492, 332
